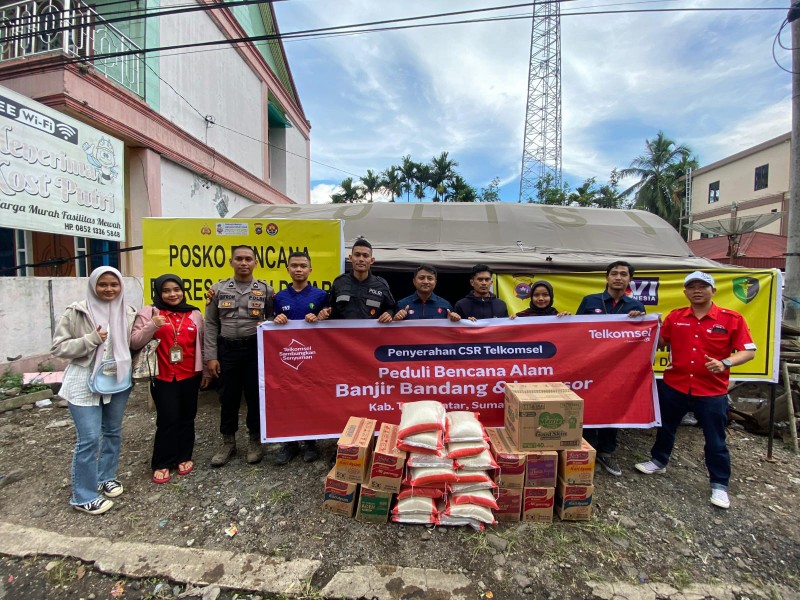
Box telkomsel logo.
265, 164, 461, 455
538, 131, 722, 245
279, 338, 315, 370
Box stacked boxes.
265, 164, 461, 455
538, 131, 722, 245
485, 382, 595, 523
324, 418, 406, 525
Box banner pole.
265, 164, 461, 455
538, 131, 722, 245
766, 381, 776, 462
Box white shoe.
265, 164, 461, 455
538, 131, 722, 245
681, 412, 698, 426
710, 488, 730, 509
634, 460, 666, 475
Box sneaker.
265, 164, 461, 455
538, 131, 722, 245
303, 441, 320, 463
74, 497, 114, 515
634, 460, 667, 475
597, 453, 622, 477
247, 434, 264, 464
274, 442, 300, 466
710, 488, 731, 509
681, 412, 698, 426
98, 480, 123, 498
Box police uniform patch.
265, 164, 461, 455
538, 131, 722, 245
251, 290, 264, 297
219, 300, 234, 308
250, 309, 261, 317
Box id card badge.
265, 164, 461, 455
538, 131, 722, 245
169, 343, 183, 364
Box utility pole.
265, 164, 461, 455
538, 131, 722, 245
788, 1, 800, 325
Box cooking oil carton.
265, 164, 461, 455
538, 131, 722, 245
322, 468, 358, 517
558, 438, 596, 485
335, 416, 377, 484
367, 423, 406, 493
355, 485, 393, 524
555, 478, 594, 521
486, 427, 526, 489
522, 486, 554, 524
525, 450, 558, 488
503, 382, 583, 451
495, 487, 523, 522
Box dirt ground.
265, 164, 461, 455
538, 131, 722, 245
0, 383, 798, 600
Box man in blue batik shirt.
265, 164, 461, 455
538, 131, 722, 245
272, 250, 329, 465
394, 264, 461, 322
576, 260, 646, 478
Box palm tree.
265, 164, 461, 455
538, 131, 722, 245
360, 169, 381, 203
428, 151, 458, 202
398, 155, 418, 203
446, 174, 477, 202
413, 164, 431, 201
381, 167, 403, 202
568, 178, 598, 207
621, 131, 696, 229
330, 177, 363, 203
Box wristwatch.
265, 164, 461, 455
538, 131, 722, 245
721, 359, 733, 370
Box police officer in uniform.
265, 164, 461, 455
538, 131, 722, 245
205, 245, 273, 466
319, 238, 396, 322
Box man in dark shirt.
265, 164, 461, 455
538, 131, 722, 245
576, 260, 646, 477
319, 238, 396, 322
394, 264, 461, 322
453, 264, 509, 321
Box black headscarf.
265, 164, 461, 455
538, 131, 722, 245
516, 280, 558, 317
151, 274, 198, 313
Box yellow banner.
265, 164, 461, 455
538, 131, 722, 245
142, 218, 344, 302
498, 269, 781, 381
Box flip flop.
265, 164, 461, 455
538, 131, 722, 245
152, 469, 171, 484
177, 461, 194, 476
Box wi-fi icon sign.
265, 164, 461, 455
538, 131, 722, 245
55, 123, 77, 140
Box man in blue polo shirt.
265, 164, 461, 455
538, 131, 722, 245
576, 260, 646, 477
271, 250, 329, 465
394, 264, 461, 322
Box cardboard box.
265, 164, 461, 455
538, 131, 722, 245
367, 423, 406, 494
558, 438, 596, 485
495, 487, 523, 522
522, 486, 554, 524
486, 427, 526, 489
355, 485, 393, 524
525, 451, 558, 488
503, 382, 584, 451
322, 468, 358, 517
555, 478, 594, 521
335, 416, 377, 484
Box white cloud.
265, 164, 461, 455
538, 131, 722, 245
276, 1, 788, 194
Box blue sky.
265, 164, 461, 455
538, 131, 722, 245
273, 0, 790, 203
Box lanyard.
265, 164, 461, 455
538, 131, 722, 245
167, 313, 188, 344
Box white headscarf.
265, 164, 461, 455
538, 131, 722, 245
87, 266, 131, 382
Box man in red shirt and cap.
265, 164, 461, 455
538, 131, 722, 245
635, 271, 756, 510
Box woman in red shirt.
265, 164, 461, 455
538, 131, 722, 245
132, 274, 210, 483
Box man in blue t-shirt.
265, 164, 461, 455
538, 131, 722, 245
272, 251, 329, 465
576, 260, 645, 478
394, 264, 461, 322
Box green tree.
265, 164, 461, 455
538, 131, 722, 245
446, 174, 478, 202
568, 178, 598, 207
381, 167, 403, 202
595, 169, 628, 209
413, 164, 431, 202
360, 169, 381, 203
428, 151, 458, 202
479, 177, 501, 202
621, 131, 698, 229
531, 173, 570, 205
398, 155, 419, 203
330, 177, 363, 203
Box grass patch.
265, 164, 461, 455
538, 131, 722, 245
45, 559, 77, 586
267, 488, 292, 506
670, 566, 693, 589
277, 578, 323, 600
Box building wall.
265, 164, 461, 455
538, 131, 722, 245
690, 137, 789, 241
158, 1, 265, 179
160, 159, 258, 219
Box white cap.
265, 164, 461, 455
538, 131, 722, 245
684, 271, 715, 287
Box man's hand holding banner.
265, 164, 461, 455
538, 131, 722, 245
258, 315, 661, 442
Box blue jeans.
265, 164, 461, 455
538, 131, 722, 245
651, 380, 730, 490
68, 390, 131, 505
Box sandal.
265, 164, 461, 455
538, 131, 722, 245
152, 468, 171, 484
177, 461, 194, 476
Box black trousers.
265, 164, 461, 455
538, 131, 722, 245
151, 374, 201, 470
217, 336, 260, 436
584, 427, 618, 455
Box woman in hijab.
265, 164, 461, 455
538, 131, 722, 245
516, 280, 570, 317
52, 266, 136, 515
131, 274, 209, 484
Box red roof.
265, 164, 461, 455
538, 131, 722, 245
688, 232, 787, 260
